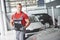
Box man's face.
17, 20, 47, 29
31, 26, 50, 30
17, 5, 22, 12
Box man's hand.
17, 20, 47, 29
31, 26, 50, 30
24, 19, 30, 28
10, 19, 14, 27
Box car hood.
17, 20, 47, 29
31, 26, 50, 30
26, 22, 44, 30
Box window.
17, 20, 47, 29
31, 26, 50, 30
5, 0, 46, 13
37, 0, 44, 6
5, 0, 38, 13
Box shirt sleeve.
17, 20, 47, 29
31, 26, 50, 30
24, 14, 29, 19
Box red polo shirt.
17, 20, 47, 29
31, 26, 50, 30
11, 11, 29, 26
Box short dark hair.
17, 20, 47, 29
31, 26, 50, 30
17, 3, 22, 6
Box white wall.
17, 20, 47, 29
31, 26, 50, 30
48, 8, 60, 19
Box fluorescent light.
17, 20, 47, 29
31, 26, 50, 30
56, 5, 60, 8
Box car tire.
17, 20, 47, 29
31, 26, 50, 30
45, 23, 50, 28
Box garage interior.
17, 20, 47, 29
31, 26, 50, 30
0, 0, 60, 40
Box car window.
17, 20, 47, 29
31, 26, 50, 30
29, 15, 40, 23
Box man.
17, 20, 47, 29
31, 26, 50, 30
10, 3, 30, 40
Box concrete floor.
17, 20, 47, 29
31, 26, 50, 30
0, 28, 60, 40
27, 28, 60, 40
0, 30, 16, 40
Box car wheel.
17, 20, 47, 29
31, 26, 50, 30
45, 23, 50, 28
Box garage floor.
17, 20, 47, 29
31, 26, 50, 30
0, 28, 60, 40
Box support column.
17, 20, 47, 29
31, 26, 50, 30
1, 0, 7, 36
51, 6, 55, 26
